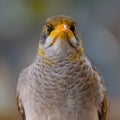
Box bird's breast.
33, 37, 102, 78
24, 56, 100, 120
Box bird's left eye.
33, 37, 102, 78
70, 24, 76, 31
46, 25, 54, 34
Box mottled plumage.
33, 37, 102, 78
16, 15, 108, 120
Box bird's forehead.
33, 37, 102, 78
46, 16, 75, 27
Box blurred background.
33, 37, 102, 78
0, 0, 120, 120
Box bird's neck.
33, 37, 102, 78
36, 46, 84, 64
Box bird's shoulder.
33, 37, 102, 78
92, 65, 106, 91
16, 64, 34, 120
17, 64, 32, 92
92, 65, 109, 120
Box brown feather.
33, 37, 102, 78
98, 95, 109, 120
16, 94, 26, 120
92, 65, 109, 120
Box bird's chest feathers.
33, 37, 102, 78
32, 57, 98, 108
26, 57, 100, 120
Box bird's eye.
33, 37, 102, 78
46, 25, 53, 34
70, 24, 76, 31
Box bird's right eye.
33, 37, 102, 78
46, 25, 54, 34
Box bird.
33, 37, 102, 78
16, 15, 109, 120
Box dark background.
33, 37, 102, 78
0, 0, 120, 120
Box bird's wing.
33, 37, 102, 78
98, 95, 109, 120
16, 93, 26, 120
16, 66, 30, 120
92, 66, 109, 120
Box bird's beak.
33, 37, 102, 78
56, 24, 67, 32
44, 24, 77, 48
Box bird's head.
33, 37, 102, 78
38, 15, 83, 60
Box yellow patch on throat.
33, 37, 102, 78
69, 47, 84, 62
38, 48, 56, 66
38, 48, 45, 56
41, 57, 56, 66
